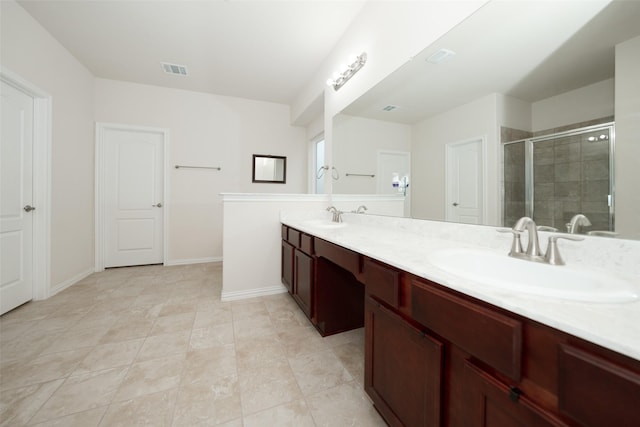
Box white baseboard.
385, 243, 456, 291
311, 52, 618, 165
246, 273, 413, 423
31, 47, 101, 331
47, 268, 94, 299
165, 256, 222, 266
221, 285, 288, 302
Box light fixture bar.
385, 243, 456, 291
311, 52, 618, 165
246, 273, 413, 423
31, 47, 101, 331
327, 52, 367, 91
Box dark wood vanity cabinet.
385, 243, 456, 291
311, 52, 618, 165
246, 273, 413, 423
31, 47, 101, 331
281, 225, 364, 336
281, 225, 640, 427
463, 360, 569, 427
293, 249, 313, 318
280, 239, 294, 293
365, 296, 443, 427
281, 225, 315, 319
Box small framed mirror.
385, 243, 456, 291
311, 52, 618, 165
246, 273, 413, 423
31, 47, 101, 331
252, 154, 286, 184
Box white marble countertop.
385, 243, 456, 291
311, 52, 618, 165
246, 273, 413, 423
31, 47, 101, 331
281, 211, 640, 362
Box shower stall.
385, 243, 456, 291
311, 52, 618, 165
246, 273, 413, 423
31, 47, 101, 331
503, 123, 615, 234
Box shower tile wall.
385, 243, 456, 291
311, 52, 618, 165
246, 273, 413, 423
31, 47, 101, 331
533, 131, 610, 232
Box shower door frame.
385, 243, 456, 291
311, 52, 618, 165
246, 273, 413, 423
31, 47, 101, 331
503, 122, 615, 231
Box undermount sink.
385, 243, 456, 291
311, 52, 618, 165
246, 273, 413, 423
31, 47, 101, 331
300, 220, 347, 229
428, 248, 639, 303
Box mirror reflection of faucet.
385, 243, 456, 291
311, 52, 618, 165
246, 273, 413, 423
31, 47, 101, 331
351, 205, 367, 214
566, 214, 591, 234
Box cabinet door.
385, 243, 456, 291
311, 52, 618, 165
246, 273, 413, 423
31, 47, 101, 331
293, 249, 314, 318
365, 297, 443, 427
281, 240, 294, 293
558, 344, 640, 427
463, 360, 569, 427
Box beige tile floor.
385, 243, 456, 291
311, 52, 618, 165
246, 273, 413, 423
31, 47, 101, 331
0, 262, 386, 426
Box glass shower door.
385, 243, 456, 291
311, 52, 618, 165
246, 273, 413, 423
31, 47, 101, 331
503, 123, 614, 233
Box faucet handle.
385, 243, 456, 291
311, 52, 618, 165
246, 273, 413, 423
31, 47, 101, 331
544, 234, 584, 265
497, 228, 524, 256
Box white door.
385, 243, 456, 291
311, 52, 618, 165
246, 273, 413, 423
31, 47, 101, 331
377, 151, 411, 216
104, 127, 164, 267
1, 81, 34, 314
446, 138, 484, 224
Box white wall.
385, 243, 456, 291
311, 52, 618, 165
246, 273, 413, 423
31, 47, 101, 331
221, 193, 405, 300
332, 114, 411, 194
94, 79, 306, 264
498, 95, 532, 133
411, 93, 500, 225
532, 79, 614, 131
615, 36, 640, 239
1, 0, 95, 290
287, 0, 487, 192
221, 194, 330, 300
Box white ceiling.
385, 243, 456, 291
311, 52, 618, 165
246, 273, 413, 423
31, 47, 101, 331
17, 0, 367, 105
343, 0, 640, 124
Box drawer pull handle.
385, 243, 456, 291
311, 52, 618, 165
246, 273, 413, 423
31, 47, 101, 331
509, 386, 522, 402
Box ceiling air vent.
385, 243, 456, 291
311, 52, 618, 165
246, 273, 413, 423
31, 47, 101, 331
161, 62, 189, 76
426, 48, 456, 64
382, 105, 398, 112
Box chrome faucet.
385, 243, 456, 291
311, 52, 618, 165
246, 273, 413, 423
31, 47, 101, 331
326, 206, 343, 223
512, 216, 542, 259
566, 214, 591, 234
356, 205, 368, 214
502, 216, 584, 265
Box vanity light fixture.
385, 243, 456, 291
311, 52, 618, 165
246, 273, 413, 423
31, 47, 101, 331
326, 52, 367, 91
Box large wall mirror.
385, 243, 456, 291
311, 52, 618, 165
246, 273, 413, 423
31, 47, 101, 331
331, 0, 640, 240
252, 154, 286, 184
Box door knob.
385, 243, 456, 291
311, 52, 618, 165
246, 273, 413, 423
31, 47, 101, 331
152, 203, 162, 208
452, 202, 459, 207
23, 205, 36, 212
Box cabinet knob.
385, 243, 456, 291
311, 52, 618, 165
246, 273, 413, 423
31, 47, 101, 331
509, 386, 522, 402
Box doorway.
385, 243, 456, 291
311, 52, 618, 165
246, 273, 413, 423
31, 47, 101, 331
0, 70, 51, 314
95, 123, 167, 270
377, 150, 411, 216
446, 138, 486, 224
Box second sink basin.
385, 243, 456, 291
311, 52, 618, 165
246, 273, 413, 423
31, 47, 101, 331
428, 248, 639, 303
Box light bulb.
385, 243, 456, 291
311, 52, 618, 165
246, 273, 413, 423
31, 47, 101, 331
326, 78, 334, 87
332, 71, 340, 79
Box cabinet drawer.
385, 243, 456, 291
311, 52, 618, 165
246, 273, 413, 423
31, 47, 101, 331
287, 228, 301, 247
314, 238, 360, 276
363, 258, 399, 309
411, 279, 522, 380
558, 344, 640, 427
300, 233, 314, 255
281, 224, 288, 240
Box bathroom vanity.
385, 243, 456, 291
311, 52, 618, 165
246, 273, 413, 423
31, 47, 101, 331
281, 214, 640, 427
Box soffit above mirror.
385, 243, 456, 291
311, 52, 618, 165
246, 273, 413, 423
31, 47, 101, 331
342, 0, 640, 125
